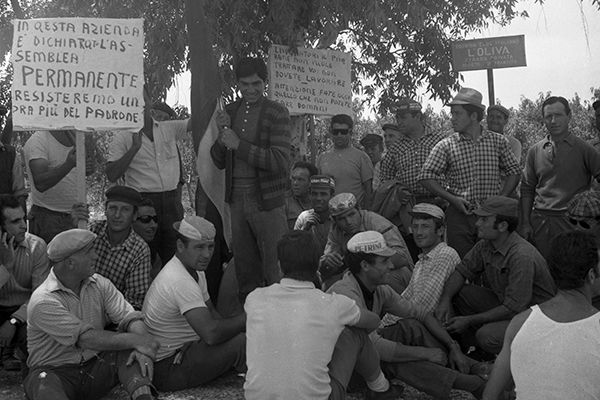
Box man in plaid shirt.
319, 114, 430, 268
418, 88, 521, 258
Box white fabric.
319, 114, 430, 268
244, 278, 361, 400
108, 119, 188, 192
142, 255, 209, 361
511, 305, 600, 400
23, 131, 78, 212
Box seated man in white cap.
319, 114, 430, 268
319, 192, 413, 291
24, 229, 159, 400
143, 216, 246, 392
328, 231, 487, 400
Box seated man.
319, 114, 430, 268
24, 229, 159, 400
90, 186, 151, 310
483, 231, 600, 400
328, 231, 487, 400
132, 197, 161, 279
143, 216, 245, 392
285, 161, 318, 230
245, 230, 401, 400
319, 192, 413, 291
0, 195, 49, 371
435, 196, 556, 357
294, 175, 336, 253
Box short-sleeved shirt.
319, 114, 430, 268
244, 278, 361, 400
317, 146, 373, 205
521, 133, 600, 211
456, 232, 556, 313
90, 221, 151, 310
108, 119, 188, 192
417, 128, 521, 207
27, 270, 139, 368
328, 272, 427, 361
324, 210, 414, 268
379, 128, 446, 196
142, 256, 210, 361
0, 233, 49, 322
23, 131, 78, 212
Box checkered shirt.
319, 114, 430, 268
417, 128, 521, 206
90, 220, 151, 310
379, 127, 446, 196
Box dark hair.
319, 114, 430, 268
542, 96, 571, 117
331, 114, 354, 129
462, 104, 484, 122
0, 195, 21, 225
548, 231, 598, 290
411, 214, 445, 230
235, 57, 268, 81
344, 251, 379, 275
493, 215, 518, 233
277, 231, 320, 282
176, 232, 191, 247
139, 197, 156, 209
292, 161, 318, 177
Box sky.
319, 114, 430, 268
167, 0, 600, 115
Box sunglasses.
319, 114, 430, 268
568, 217, 600, 230
137, 215, 158, 223
332, 129, 350, 136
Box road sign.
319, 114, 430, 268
451, 35, 526, 72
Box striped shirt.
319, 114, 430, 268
0, 233, 49, 322
418, 128, 521, 207
27, 270, 141, 367
379, 128, 446, 196
90, 220, 151, 310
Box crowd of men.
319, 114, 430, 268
0, 55, 599, 400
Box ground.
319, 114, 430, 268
1, 368, 475, 400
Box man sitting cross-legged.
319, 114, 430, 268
328, 231, 487, 400
143, 216, 246, 392
24, 229, 159, 400
244, 230, 402, 400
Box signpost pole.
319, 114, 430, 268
309, 115, 316, 164
76, 133, 87, 229
487, 69, 495, 106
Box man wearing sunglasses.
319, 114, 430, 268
519, 96, 600, 260
317, 114, 374, 208
133, 198, 161, 279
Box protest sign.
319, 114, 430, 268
268, 45, 352, 116
11, 18, 144, 131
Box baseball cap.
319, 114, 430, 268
409, 203, 445, 220
448, 88, 486, 111
347, 231, 396, 257
473, 196, 518, 218
310, 175, 335, 191
488, 104, 510, 118
396, 99, 422, 114
329, 193, 357, 217
48, 229, 97, 262
173, 216, 216, 241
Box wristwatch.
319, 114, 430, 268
9, 317, 20, 326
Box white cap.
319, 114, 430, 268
347, 231, 395, 256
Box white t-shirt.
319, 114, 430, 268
244, 278, 361, 400
23, 131, 78, 212
142, 255, 209, 361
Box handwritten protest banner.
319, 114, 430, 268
268, 45, 352, 116
11, 18, 144, 131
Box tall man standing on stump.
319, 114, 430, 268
210, 57, 291, 301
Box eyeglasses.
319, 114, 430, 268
137, 215, 158, 223
332, 129, 350, 136
568, 217, 600, 230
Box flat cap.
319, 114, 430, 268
488, 104, 510, 118
329, 193, 357, 217
381, 123, 400, 132
48, 229, 97, 262
347, 231, 395, 257
106, 186, 142, 207
473, 196, 518, 218
173, 216, 216, 241
448, 87, 485, 111
396, 99, 422, 113
360, 134, 383, 147
567, 190, 600, 219
409, 203, 445, 220
310, 175, 335, 190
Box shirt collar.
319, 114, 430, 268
47, 268, 97, 294
351, 272, 375, 310
97, 221, 136, 251
243, 95, 264, 109
418, 241, 446, 261
456, 125, 490, 142
280, 278, 316, 289
544, 132, 575, 146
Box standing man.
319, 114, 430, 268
0, 106, 26, 210
360, 134, 384, 191
285, 161, 317, 230
317, 114, 374, 207
210, 57, 291, 301
0, 195, 49, 371
24, 229, 159, 400
519, 96, 600, 259
294, 175, 336, 254
487, 104, 522, 198
143, 216, 246, 392
106, 91, 190, 264
90, 186, 151, 310
435, 196, 556, 357
418, 88, 521, 258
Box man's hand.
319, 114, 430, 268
133, 335, 160, 360
449, 195, 470, 215
434, 299, 453, 324
131, 131, 143, 153
445, 316, 472, 334
0, 232, 15, 269
0, 320, 17, 347
422, 348, 447, 366
64, 147, 76, 170
71, 203, 90, 227
126, 350, 154, 380
301, 210, 320, 230
216, 110, 231, 131
448, 346, 470, 373
319, 252, 344, 273
220, 128, 241, 150
516, 222, 532, 241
